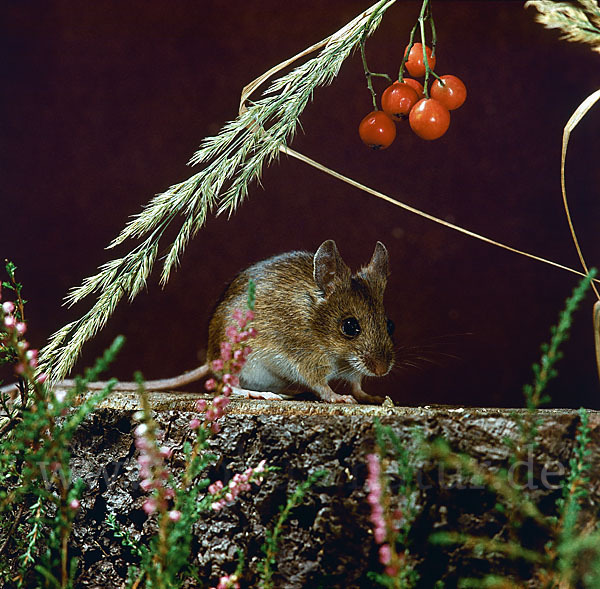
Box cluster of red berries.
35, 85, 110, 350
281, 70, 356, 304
359, 43, 466, 149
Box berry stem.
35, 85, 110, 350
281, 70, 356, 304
360, 37, 392, 111
428, 2, 437, 57
399, 0, 441, 95
360, 2, 393, 111
397, 21, 419, 82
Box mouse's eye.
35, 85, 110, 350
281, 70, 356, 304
386, 319, 395, 336
341, 317, 361, 338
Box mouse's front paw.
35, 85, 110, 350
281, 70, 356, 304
334, 393, 358, 404
320, 390, 357, 404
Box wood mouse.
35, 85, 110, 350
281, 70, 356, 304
8, 240, 395, 404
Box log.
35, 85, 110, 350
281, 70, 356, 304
64, 392, 599, 588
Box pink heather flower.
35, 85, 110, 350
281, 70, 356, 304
216, 574, 240, 589
195, 399, 207, 412
374, 525, 386, 545
135, 423, 148, 437
221, 385, 232, 397
189, 418, 201, 430
15, 322, 26, 335
222, 373, 239, 387
225, 325, 238, 341
220, 342, 232, 360
4, 315, 16, 328
210, 421, 221, 434
204, 378, 217, 392
159, 446, 173, 459
140, 479, 154, 492
208, 481, 224, 495
211, 358, 224, 371
142, 498, 157, 514
15, 363, 25, 375
211, 501, 224, 511
245, 310, 255, 323
69, 499, 81, 510
138, 454, 152, 467
255, 459, 267, 473
168, 509, 181, 522
164, 487, 175, 500
135, 438, 150, 453
213, 396, 229, 409
379, 543, 392, 565
37, 372, 48, 384
385, 566, 399, 577
2, 301, 15, 314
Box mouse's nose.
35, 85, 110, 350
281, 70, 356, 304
366, 357, 391, 376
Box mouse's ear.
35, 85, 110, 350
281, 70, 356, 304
313, 240, 351, 297
361, 241, 389, 292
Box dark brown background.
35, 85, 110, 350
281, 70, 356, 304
3, 1, 600, 408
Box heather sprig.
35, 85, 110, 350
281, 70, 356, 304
257, 469, 326, 589
366, 422, 420, 588
195, 290, 256, 435
506, 269, 596, 486
132, 389, 176, 518
428, 273, 598, 587
550, 407, 599, 585
0, 264, 123, 588
2, 260, 26, 323
124, 295, 266, 588
207, 460, 267, 512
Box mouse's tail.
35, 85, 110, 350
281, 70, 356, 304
1, 364, 212, 395
77, 363, 212, 391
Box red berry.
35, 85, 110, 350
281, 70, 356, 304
404, 43, 436, 78
408, 98, 450, 140
430, 75, 467, 111
358, 111, 396, 150
402, 78, 425, 100
381, 82, 419, 121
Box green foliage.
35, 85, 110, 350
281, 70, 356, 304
428, 273, 599, 587
368, 421, 421, 588
0, 261, 26, 372
369, 271, 599, 587
524, 268, 596, 412
0, 261, 124, 587
106, 513, 144, 558
247, 278, 256, 311
257, 470, 327, 589
2, 260, 26, 321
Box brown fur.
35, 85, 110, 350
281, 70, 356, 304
207, 240, 394, 403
